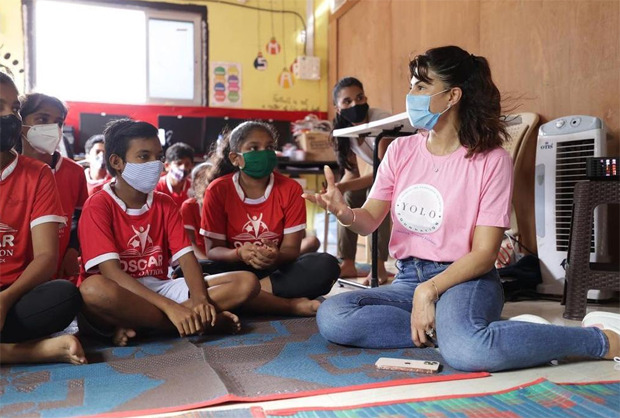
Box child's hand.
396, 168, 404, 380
249, 240, 278, 269
237, 242, 256, 265
190, 296, 217, 329
164, 303, 204, 337
302, 166, 349, 217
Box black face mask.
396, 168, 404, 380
339, 103, 369, 124
0, 114, 22, 152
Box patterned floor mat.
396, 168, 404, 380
182, 379, 619, 418
0, 317, 487, 417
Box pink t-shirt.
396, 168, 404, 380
368, 132, 513, 262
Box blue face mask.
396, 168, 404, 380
405, 89, 451, 130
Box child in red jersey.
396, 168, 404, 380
200, 121, 340, 317
78, 119, 258, 346
155, 142, 194, 207
83, 134, 112, 196
0, 72, 85, 365
19, 93, 89, 282
180, 162, 211, 260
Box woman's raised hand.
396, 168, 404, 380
302, 166, 349, 217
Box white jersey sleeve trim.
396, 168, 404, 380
283, 224, 306, 234
201, 229, 226, 240
30, 215, 67, 229
171, 246, 194, 264
184, 224, 196, 231
85, 252, 120, 273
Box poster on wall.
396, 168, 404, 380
210, 62, 242, 107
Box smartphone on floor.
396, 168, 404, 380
375, 357, 440, 374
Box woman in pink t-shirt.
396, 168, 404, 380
306, 46, 619, 372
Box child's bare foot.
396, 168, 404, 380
361, 273, 389, 286
361, 263, 392, 286
2, 334, 88, 365
209, 311, 241, 334
113, 328, 137, 346
339, 260, 358, 278
289, 298, 321, 316
44, 335, 87, 365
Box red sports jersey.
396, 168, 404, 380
155, 175, 191, 208
200, 172, 306, 249
79, 182, 193, 281
180, 197, 206, 254
53, 157, 89, 276
0, 152, 66, 287
84, 167, 112, 196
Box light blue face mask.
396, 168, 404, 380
405, 89, 451, 130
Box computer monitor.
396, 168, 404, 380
204, 117, 293, 155
78, 112, 130, 154
158, 115, 207, 156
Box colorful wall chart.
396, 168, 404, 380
210, 62, 242, 107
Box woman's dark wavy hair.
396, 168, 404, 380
331, 77, 364, 173
206, 120, 278, 183
410, 45, 508, 156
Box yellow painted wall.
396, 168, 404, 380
0, 0, 329, 112
0, 0, 26, 89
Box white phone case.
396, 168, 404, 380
375, 357, 440, 374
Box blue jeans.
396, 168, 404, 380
317, 257, 608, 372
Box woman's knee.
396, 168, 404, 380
439, 332, 505, 372
316, 295, 358, 345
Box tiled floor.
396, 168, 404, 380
156, 255, 620, 417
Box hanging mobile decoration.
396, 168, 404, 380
277, 1, 293, 88
265, 0, 280, 55
289, 15, 300, 77
253, 1, 268, 70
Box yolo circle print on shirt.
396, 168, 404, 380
394, 184, 443, 234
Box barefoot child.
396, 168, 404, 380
200, 121, 340, 316
0, 72, 85, 365
78, 119, 259, 346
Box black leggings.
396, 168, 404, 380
178, 253, 340, 300
1, 280, 82, 343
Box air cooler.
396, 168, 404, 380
535, 115, 608, 295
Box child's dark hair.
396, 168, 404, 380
85, 134, 105, 155
103, 119, 159, 176
165, 142, 195, 163
0, 71, 18, 92
206, 121, 278, 183
19, 93, 68, 123
409, 45, 508, 156
190, 161, 212, 201
331, 77, 364, 173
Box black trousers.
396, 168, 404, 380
176, 253, 340, 300
1, 280, 82, 343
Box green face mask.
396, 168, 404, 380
238, 149, 278, 179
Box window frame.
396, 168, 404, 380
23, 0, 208, 106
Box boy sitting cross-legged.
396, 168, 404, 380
78, 119, 259, 346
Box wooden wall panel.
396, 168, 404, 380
481, 0, 620, 148
389, 0, 480, 113
336, 0, 392, 114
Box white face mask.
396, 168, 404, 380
121, 160, 163, 194
91, 153, 106, 171
24, 123, 62, 155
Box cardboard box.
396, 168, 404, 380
296, 132, 336, 161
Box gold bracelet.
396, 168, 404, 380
337, 207, 356, 227
430, 280, 439, 302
